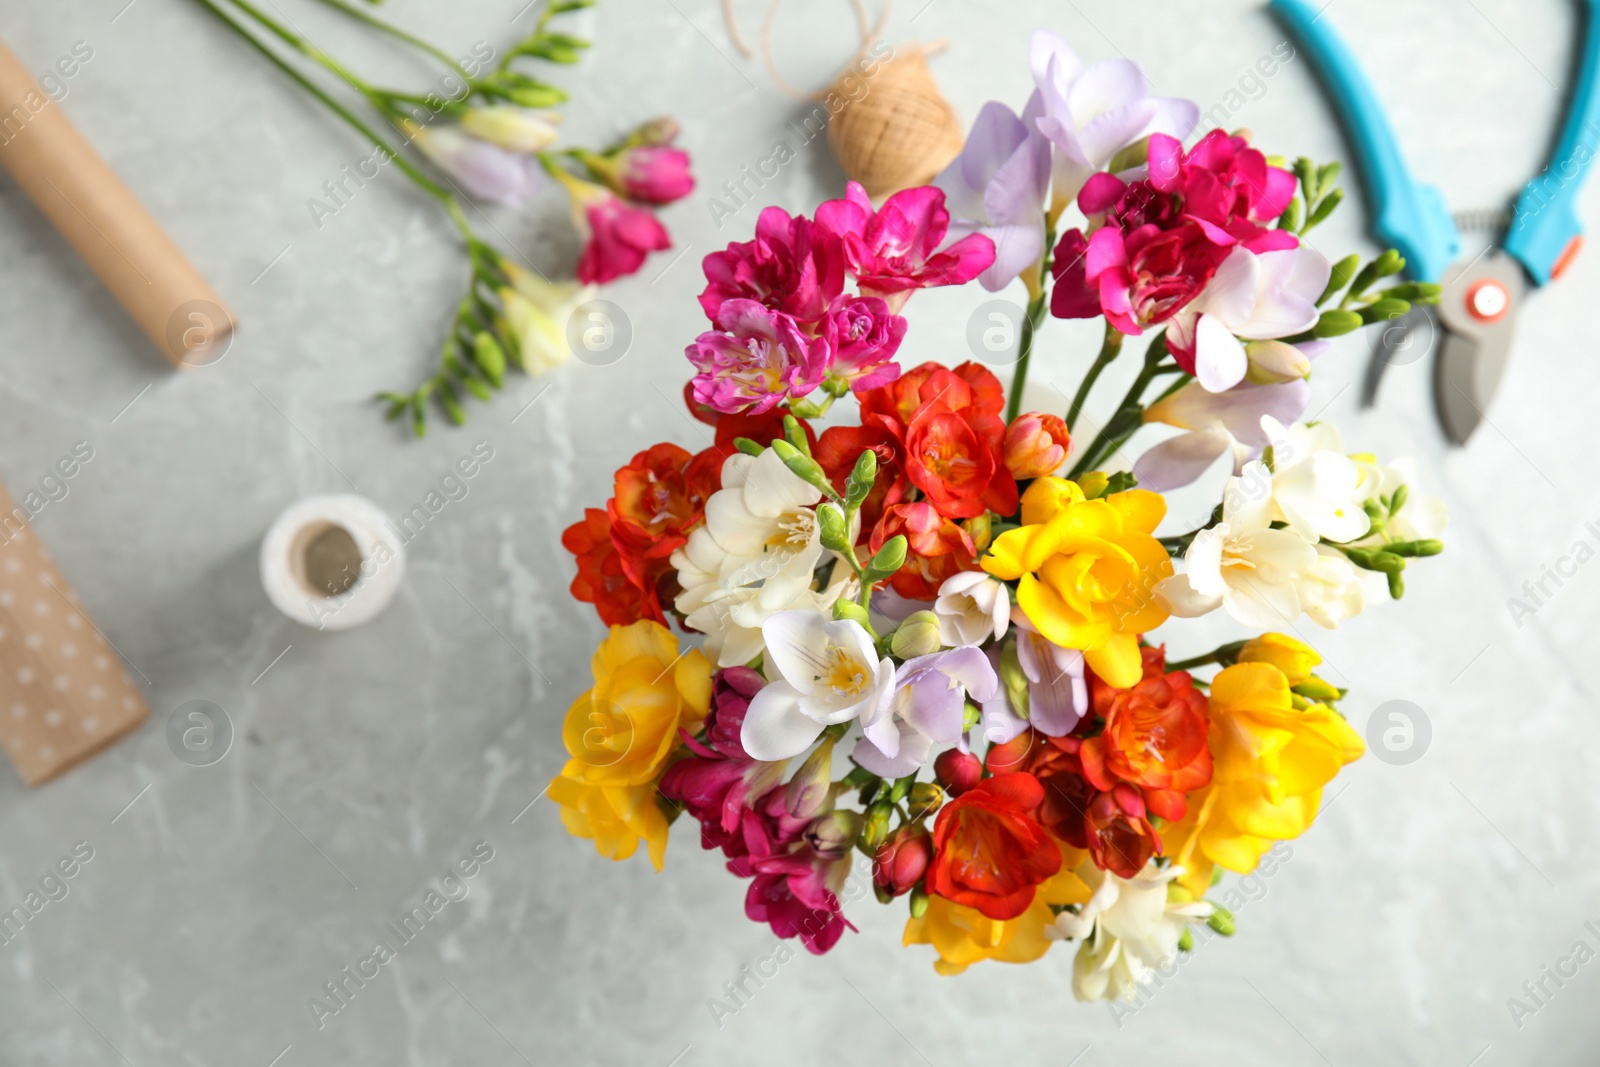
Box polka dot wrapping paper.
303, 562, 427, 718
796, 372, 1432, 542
0, 490, 147, 786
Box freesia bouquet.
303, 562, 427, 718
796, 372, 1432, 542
550, 31, 1446, 1000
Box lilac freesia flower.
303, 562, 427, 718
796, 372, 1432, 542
413, 125, 544, 207
1132, 371, 1318, 491
1029, 30, 1199, 214
853, 647, 998, 779
979, 616, 1089, 744
935, 94, 1052, 292
687, 298, 830, 415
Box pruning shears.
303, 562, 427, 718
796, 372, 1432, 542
1272, 0, 1600, 444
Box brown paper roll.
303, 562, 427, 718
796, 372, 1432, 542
0, 485, 148, 786
0, 38, 234, 366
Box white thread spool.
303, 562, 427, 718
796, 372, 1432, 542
260, 495, 405, 631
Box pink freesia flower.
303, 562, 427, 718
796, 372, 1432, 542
556, 170, 671, 285
820, 295, 906, 391
736, 787, 855, 954
1050, 220, 1229, 334
1166, 246, 1331, 391
658, 668, 786, 854
1147, 130, 1299, 254
598, 145, 696, 205
699, 207, 845, 324
686, 299, 830, 414
815, 182, 996, 306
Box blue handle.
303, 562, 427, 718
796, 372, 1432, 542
1271, 0, 1460, 282
1505, 0, 1600, 285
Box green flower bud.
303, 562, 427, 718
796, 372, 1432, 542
907, 782, 944, 820
1386, 539, 1443, 557
844, 449, 878, 510
890, 611, 943, 659
473, 332, 507, 388
732, 436, 764, 457
909, 884, 930, 919
804, 809, 861, 859
1292, 675, 1342, 702
817, 503, 850, 552
832, 598, 871, 628
999, 637, 1031, 720
860, 803, 892, 851
1313, 309, 1364, 337
865, 535, 907, 580
1178, 928, 1194, 953
1207, 905, 1236, 937
770, 439, 834, 497
786, 739, 835, 819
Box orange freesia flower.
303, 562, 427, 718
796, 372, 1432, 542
926, 772, 1062, 920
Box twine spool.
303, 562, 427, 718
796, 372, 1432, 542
724, 0, 964, 200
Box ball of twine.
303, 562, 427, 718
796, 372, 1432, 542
825, 46, 964, 200
725, 0, 964, 200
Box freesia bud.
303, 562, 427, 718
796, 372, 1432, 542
459, 106, 561, 154
625, 116, 681, 147
832, 598, 871, 629
907, 782, 944, 820
1292, 674, 1342, 701
817, 503, 850, 552
860, 803, 892, 851
786, 739, 835, 819
890, 611, 942, 659
1236, 633, 1320, 686
581, 145, 695, 205
873, 824, 932, 897
865, 535, 906, 578
963, 513, 992, 551
933, 749, 982, 797
1244, 340, 1312, 384
770, 439, 835, 497
1004, 413, 1071, 479
908, 884, 929, 919
804, 809, 861, 859
1207, 905, 1236, 936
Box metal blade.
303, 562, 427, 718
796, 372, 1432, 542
1363, 306, 1434, 408
1433, 330, 1489, 445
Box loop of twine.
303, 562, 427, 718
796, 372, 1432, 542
723, 0, 892, 100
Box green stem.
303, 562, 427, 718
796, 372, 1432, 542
1067, 332, 1169, 478
1064, 322, 1124, 432
1003, 292, 1049, 425
1167, 641, 1246, 673
200, 0, 452, 201
309, 0, 474, 78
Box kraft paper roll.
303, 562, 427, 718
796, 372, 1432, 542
0, 38, 234, 366
0, 484, 149, 787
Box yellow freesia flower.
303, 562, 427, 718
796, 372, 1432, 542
547, 777, 671, 871
1236, 632, 1320, 686
550, 620, 712, 871
981, 478, 1173, 688
1162, 662, 1364, 896
905, 844, 1091, 975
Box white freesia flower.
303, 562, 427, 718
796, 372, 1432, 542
459, 107, 561, 154
741, 611, 895, 761
933, 571, 1011, 647
1261, 417, 1371, 544
1349, 456, 1448, 544
672, 449, 845, 667
1300, 544, 1366, 628
500, 264, 596, 375
1166, 246, 1330, 393
1047, 862, 1213, 1003
1158, 461, 1319, 627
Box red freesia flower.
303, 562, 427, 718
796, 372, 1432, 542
857, 362, 1017, 520
699, 206, 845, 324
1080, 646, 1212, 822
561, 508, 660, 626
986, 728, 1162, 880
815, 182, 996, 303
874, 824, 933, 898
870, 502, 978, 601
926, 773, 1062, 920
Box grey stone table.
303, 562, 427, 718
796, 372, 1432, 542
0, 0, 1596, 1063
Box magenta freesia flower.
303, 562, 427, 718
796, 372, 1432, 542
686, 299, 830, 414
815, 182, 996, 306
735, 787, 855, 954
556, 170, 671, 285
699, 206, 845, 324
1050, 129, 1301, 335
1147, 131, 1298, 254
611, 145, 695, 205
820, 295, 906, 391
